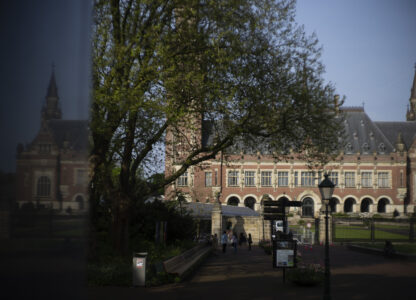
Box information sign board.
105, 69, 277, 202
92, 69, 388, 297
273, 239, 297, 268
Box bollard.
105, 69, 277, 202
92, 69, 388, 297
132, 252, 148, 287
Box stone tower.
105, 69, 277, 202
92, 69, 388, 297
406, 64, 416, 121
41, 64, 62, 121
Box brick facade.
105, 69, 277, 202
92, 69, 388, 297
166, 68, 416, 218
15, 69, 89, 213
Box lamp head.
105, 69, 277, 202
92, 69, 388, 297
318, 173, 335, 204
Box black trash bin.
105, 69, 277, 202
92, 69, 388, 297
132, 252, 148, 287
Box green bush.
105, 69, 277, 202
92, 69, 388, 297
332, 212, 348, 218
297, 220, 305, 226
286, 263, 324, 286
258, 240, 272, 255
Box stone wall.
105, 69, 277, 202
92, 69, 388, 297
221, 215, 271, 244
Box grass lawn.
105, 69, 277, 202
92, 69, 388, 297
335, 226, 371, 239
334, 224, 410, 240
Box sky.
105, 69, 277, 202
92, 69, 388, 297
0, 0, 415, 173
296, 0, 416, 121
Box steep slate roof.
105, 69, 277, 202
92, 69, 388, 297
201, 107, 397, 155
184, 202, 260, 219
47, 120, 89, 152
374, 121, 416, 150
341, 107, 394, 154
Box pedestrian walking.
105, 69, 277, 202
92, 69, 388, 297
232, 233, 238, 253
248, 233, 253, 251
221, 231, 228, 253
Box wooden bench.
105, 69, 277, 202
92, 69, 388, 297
163, 244, 212, 277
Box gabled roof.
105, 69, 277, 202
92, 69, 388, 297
201, 107, 396, 155
47, 120, 89, 152
374, 121, 416, 150
341, 107, 394, 154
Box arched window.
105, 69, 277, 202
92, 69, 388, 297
76, 195, 84, 210
302, 198, 314, 217
227, 197, 239, 206
360, 198, 372, 213
344, 198, 355, 213
37, 176, 51, 197
244, 197, 256, 210
329, 198, 338, 213
377, 198, 389, 213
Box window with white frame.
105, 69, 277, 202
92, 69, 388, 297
37, 176, 51, 197
76, 169, 88, 186
301, 171, 314, 186
244, 171, 255, 186
294, 171, 298, 186
214, 170, 218, 186
205, 171, 212, 187
177, 171, 188, 186
329, 172, 338, 186
378, 172, 389, 188
261, 171, 272, 187
361, 172, 372, 188
278, 171, 289, 186
344, 172, 355, 188
228, 170, 239, 187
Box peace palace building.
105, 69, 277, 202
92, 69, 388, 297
15, 69, 89, 212
166, 68, 416, 218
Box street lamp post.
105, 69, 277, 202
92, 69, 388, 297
318, 174, 335, 300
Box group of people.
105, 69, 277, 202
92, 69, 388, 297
220, 231, 252, 253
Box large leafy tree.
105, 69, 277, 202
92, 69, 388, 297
90, 0, 343, 254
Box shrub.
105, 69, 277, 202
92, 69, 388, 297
258, 240, 272, 255
297, 220, 305, 226
286, 263, 324, 286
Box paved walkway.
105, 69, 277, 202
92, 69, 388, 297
88, 244, 416, 300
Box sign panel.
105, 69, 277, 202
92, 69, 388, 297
262, 200, 278, 206
264, 215, 284, 220
263, 207, 283, 214
273, 239, 297, 268
136, 258, 144, 268
276, 249, 295, 267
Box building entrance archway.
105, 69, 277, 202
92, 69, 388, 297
244, 197, 256, 210
227, 196, 239, 206
344, 198, 355, 213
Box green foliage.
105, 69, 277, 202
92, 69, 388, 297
297, 219, 305, 226
130, 200, 196, 243
332, 212, 349, 218
88, 230, 196, 286
90, 0, 345, 254
286, 263, 324, 286
259, 240, 272, 255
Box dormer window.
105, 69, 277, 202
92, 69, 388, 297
378, 143, 386, 154
345, 143, 352, 153
362, 143, 370, 153
39, 144, 51, 153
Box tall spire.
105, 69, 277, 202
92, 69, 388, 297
42, 63, 62, 120
406, 64, 416, 121
47, 62, 59, 98
411, 63, 416, 99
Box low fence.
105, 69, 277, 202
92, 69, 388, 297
10, 210, 87, 239
332, 217, 415, 243
289, 220, 317, 245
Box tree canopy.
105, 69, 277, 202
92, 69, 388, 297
90, 0, 344, 253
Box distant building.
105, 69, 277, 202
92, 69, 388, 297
166, 67, 416, 217
15, 67, 89, 212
